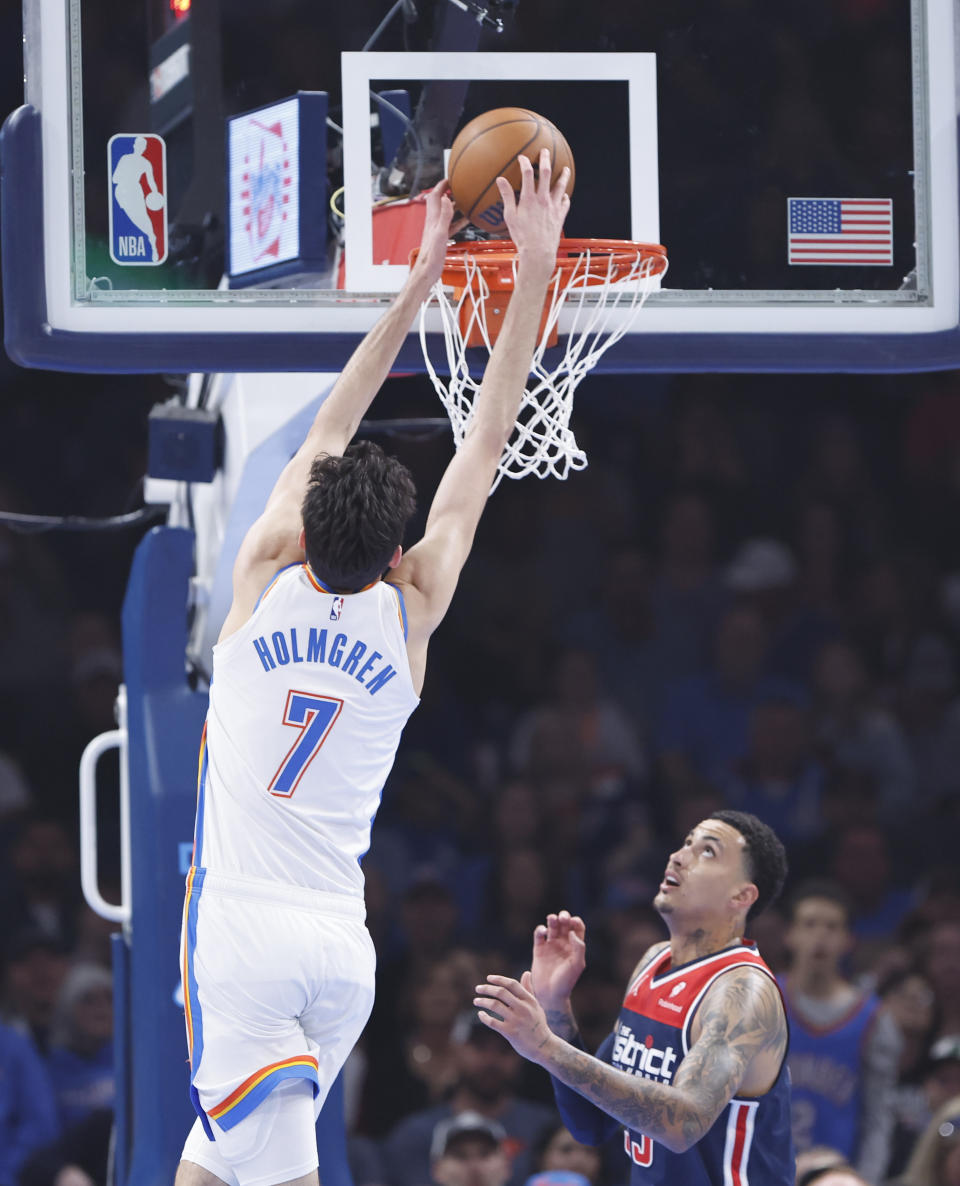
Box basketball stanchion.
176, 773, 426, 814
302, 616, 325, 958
413, 238, 668, 490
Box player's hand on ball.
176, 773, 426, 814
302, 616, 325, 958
496, 148, 570, 274
474, 971, 556, 1064
413, 179, 465, 288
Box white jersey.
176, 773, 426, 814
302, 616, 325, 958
194, 563, 419, 899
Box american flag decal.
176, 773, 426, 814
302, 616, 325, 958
787, 198, 893, 266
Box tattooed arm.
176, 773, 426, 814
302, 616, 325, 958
475, 966, 787, 1155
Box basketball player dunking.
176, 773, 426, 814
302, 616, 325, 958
176, 150, 571, 1186
474, 810, 795, 1185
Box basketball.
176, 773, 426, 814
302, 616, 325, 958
145, 192, 165, 211
448, 107, 575, 238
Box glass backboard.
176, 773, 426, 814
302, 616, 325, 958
3, 0, 959, 371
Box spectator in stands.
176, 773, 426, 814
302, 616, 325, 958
0, 518, 70, 768
0, 1016, 60, 1186
0, 749, 32, 825
849, 557, 917, 698
920, 921, 960, 1038
361, 953, 466, 1136
880, 968, 941, 1177
18, 1107, 113, 1186
2, 815, 81, 952
649, 489, 727, 683
670, 393, 746, 498
609, 904, 668, 987
828, 824, 916, 958
748, 903, 790, 975
383, 1014, 555, 1186
922, 1037, 960, 1116
792, 500, 850, 621
429, 1112, 510, 1186
510, 647, 646, 796
658, 602, 799, 795
45, 964, 115, 1130
529, 1122, 602, 1185
796, 412, 886, 556
718, 693, 826, 846
794, 1146, 848, 1185
476, 846, 565, 975
897, 633, 960, 810
781, 880, 900, 1182
366, 871, 461, 1048
894, 1092, 960, 1186
803, 1171, 873, 1186
811, 638, 916, 819
2, 928, 70, 1054
348, 1134, 388, 1186
723, 530, 843, 686
561, 546, 670, 733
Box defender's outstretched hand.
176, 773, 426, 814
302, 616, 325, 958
410, 179, 462, 290
474, 971, 556, 1064
530, 910, 587, 1012
496, 148, 570, 275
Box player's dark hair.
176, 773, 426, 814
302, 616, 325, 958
709, 809, 788, 922
301, 441, 416, 591
787, 878, 853, 926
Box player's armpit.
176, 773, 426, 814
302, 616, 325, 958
390, 424, 505, 638
218, 502, 306, 642
670, 966, 788, 1141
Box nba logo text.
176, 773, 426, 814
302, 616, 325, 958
108, 134, 168, 266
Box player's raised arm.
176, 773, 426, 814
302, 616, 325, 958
218, 182, 457, 641
474, 964, 787, 1155
529, 911, 588, 1041
391, 149, 570, 672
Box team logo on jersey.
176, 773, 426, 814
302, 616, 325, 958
612, 1022, 678, 1082
108, 133, 168, 265
330, 596, 344, 622
669, 980, 686, 997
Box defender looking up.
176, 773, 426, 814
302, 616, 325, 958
474, 810, 794, 1185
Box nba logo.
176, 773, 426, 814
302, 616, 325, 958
108, 134, 168, 266
330, 597, 344, 622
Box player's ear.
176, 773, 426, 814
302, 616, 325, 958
298, 527, 306, 552
734, 881, 759, 917
387, 544, 403, 570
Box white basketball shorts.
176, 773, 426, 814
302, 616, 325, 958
180, 868, 375, 1160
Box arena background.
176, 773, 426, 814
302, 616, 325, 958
1, 3, 960, 1186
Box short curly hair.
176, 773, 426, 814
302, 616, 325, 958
301, 441, 416, 591
710, 809, 788, 922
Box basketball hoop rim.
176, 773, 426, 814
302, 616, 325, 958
412, 237, 668, 291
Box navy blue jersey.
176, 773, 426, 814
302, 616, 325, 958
780, 981, 878, 1158
553, 942, 794, 1185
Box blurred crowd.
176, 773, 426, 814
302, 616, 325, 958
1, 369, 960, 1186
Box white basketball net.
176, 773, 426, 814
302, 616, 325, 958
419, 246, 667, 491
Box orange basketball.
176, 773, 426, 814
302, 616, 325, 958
448, 107, 575, 238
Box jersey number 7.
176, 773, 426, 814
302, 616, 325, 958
269, 690, 344, 797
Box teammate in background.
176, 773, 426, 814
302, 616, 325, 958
781, 880, 900, 1183
473, 810, 794, 1184
175, 149, 571, 1186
